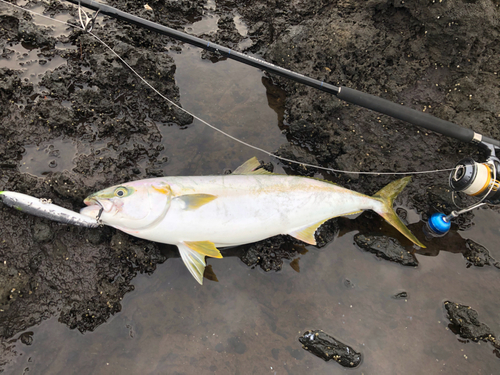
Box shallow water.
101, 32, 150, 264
1, 42, 68, 86
2, 1, 500, 374
6, 209, 500, 374
157, 46, 286, 176
21, 137, 78, 176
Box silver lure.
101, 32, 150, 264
0, 191, 99, 228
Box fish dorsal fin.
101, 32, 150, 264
175, 194, 217, 210
288, 219, 330, 245
232, 157, 274, 175
177, 241, 223, 285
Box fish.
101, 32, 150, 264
0, 191, 99, 228
80, 157, 425, 284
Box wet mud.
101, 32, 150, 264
1, 0, 500, 373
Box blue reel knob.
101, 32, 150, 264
427, 213, 451, 236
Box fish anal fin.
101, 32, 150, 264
177, 243, 206, 285
344, 210, 362, 216
177, 241, 222, 285
184, 240, 223, 258
232, 157, 275, 175
288, 219, 330, 246
176, 194, 217, 210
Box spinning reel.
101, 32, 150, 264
426, 142, 500, 237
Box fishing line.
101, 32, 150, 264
1, 0, 456, 176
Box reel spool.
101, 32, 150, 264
449, 157, 500, 204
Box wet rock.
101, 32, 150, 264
392, 291, 408, 300
0, 15, 20, 42
463, 239, 500, 270
354, 234, 418, 267
444, 301, 500, 351
17, 19, 56, 49
275, 143, 321, 177
239, 236, 300, 272
299, 330, 362, 367
115, 0, 206, 28
314, 218, 339, 248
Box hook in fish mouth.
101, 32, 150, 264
83, 197, 104, 219
96, 206, 104, 221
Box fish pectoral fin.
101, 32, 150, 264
175, 194, 217, 210
288, 219, 330, 246
177, 241, 223, 285
232, 157, 275, 175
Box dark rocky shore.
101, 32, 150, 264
1, 0, 500, 369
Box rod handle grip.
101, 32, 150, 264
337, 87, 500, 147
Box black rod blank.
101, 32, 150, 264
66, 0, 500, 148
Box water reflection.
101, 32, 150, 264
21, 137, 77, 176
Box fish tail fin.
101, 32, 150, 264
372, 177, 426, 248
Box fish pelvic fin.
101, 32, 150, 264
177, 241, 223, 285
372, 177, 426, 248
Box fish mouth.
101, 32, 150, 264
84, 196, 102, 209
80, 196, 102, 219
83, 196, 116, 214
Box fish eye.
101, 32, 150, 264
114, 187, 128, 198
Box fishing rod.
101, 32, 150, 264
63, 0, 500, 237
66, 0, 498, 148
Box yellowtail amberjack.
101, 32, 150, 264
80, 158, 425, 284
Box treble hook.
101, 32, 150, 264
95, 206, 104, 227
78, 0, 100, 32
